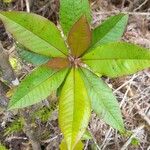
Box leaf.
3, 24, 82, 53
17, 44, 50, 66
91, 14, 128, 48
0, 144, 8, 150
3, 0, 12, 3
59, 68, 91, 149
45, 58, 70, 70
8, 67, 68, 109
60, 139, 83, 150
0, 11, 68, 57
82, 130, 92, 140
9, 56, 21, 71
79, 68, 125, 132
60, 0, 91, 35
83, 42, 150, 77
67, 16, 92, 57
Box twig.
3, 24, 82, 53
113, 75, 137, 93
93, 11, 150, 16
147, 146, 150, 150
101, 128, 113, 150
6, 136, 28, 142
37, 1, 51, 12
121, 0, 126, 10
120, 74, 136, 108
88, 127, 101, 150
134, 0, 149, 12
42, 134, 62, 143
136, 104, 150, 126
84, 140, 89, 150
25, 0, 30, 13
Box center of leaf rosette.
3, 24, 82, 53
68, 55, 83, 67
44, 56, 84, 70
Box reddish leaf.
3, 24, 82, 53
67, 16, 92, 58
45, 58, 70, 70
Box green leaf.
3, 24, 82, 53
82, 130, 92, 140
60, 139, 83, 150
91, 14, 128, 48
8, 67, 68, 109
3, 0, 12, 3
60, 0, 91, 35
0, 11, 68, 57
67, 16, 92, 57
0, 144, 8, 150
79, 68, 125, 132
59, 68, 90, 150
17, 44, 50, 65
83, 42, 150, 77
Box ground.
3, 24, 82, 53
0, 0, 150, 150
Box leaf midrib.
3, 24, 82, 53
80, 69, 124, 131
70, 68, 83, 149
72, 67, 76, 148
83, 58, 150, 61
0, 13, 67, 56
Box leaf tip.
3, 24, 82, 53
7, 98, 19, 111
7, 104, 13, 111
120, 13, 129, 21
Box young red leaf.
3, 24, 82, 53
67, 16, 92, 58
45, 58, 70, 70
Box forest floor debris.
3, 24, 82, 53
0, 0, 150, 149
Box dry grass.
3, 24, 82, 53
0, 0, 150, 149
89, 0, 150, 149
